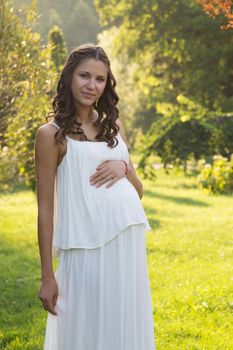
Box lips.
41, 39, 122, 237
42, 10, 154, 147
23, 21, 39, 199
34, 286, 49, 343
82, 92, 95, 98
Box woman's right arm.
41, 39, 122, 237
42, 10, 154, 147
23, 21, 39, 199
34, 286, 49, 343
34, 124, 60, 315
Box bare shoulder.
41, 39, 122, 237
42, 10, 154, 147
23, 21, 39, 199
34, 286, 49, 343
35, 122, 60, 145
35, 123, 61, 202
35, 123, 62, 164
116, 118, 128, 146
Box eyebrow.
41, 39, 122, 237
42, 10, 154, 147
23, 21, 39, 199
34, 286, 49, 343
79, 70, 106, 78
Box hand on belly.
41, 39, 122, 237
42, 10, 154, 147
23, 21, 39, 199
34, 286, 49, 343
89, 160, 127, 188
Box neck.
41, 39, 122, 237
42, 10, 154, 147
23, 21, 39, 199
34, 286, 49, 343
74, 103, 96, 125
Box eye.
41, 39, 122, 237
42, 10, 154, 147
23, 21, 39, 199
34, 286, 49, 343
80, 73, 88, 78
97, 78, 105, 82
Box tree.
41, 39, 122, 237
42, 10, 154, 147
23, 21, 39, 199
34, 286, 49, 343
48, 25, 67, 72
0, 0, 56, 191
138, 115, 233, 176
94, 0, 233, 174
95, 0, 233, 111
196, 0, 233, 29
12, 0, 101, 51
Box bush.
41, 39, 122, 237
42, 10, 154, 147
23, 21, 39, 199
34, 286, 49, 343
197, 154, 233, 194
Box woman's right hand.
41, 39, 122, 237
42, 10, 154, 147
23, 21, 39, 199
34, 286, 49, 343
38, 277, 58, 315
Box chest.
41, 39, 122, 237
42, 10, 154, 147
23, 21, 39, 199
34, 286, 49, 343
57, 134, 129, 169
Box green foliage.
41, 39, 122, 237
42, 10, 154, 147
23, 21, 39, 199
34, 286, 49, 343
13, 0, 101, 51
207, 115, 233, 159
95, 0, 233, 171
95, 0, 233, 111
153, 119, 212, 170
197, 154, 233, 194
135, 95, 233, 175
0, 145, 18, 191
48, 25, 67, 72
0, 0, 56, 191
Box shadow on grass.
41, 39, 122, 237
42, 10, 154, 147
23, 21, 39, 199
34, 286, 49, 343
0, 184, 34, 197
165, 183, 199, 190
144, 206, 160, 232
0, 236, 47, 350
144, 189, 209, 207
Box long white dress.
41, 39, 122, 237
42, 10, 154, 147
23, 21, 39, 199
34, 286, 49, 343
43, 122, 156, 350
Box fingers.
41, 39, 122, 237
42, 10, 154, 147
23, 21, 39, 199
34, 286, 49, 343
53, 293, 58, 307
96, 160, 109, 170
39, 295, 58, 316
105, 178, 117, 188
93, 174, 116, 188
43, 300, 57, 315
90, 160, 126, 188
42, 302, 48, 311
90, 160, 125, 187
90, 167, 109, 181
47, 300, 57, 315
90, 168, 111, 186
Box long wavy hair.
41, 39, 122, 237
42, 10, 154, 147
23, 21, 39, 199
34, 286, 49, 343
46, 43, 120, 148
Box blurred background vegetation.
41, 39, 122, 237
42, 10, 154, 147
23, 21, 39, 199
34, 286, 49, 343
0, 0, 233, 194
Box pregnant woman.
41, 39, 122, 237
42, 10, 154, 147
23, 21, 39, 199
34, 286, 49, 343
35, 43, 156, 350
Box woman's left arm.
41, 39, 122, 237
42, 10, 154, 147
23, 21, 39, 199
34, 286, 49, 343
116, 120, 144, 199
89, 119, 144, 199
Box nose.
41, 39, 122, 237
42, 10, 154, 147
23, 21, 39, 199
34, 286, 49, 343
86, 79, 96, 90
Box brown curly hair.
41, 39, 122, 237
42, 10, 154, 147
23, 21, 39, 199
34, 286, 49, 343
46, 43, 120, 148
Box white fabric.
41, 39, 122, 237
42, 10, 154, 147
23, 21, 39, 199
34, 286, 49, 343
44, 224, 156, 350
50, 122, 152, 256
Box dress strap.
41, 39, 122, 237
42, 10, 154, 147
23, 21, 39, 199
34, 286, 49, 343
49, 122, 60, 130
49, 122, 70, 141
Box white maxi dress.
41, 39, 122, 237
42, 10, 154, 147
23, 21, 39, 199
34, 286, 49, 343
43, 122, 156, 350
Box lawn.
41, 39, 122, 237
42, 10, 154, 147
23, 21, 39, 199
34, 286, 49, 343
0, 168, 232, 349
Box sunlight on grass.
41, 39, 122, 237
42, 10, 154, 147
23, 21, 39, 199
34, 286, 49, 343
0, 190, 58, 350
143, 169, 233, 350
0, 170, 233, 349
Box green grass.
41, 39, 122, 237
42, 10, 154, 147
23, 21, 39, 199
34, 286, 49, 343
0, 189, 51, 349
143, 169, 233, 350
0, 169, 232, 349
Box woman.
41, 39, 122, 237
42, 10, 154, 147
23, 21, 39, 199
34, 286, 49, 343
35, 43, 156, 350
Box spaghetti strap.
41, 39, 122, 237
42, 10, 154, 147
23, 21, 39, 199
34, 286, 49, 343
49, 122, 60, 130
49, 122, 70, 141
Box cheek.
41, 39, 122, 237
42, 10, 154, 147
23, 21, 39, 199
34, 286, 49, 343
71, 77, 83, 94
97, 82, 107, 94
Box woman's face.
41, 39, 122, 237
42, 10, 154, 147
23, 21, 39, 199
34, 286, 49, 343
71, 58, 108, 107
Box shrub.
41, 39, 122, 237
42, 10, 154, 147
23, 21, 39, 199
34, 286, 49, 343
197, 154, 233, 194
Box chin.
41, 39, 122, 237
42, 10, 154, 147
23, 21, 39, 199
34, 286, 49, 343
80, 100, 94, 107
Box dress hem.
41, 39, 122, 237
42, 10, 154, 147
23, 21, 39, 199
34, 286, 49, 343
52, 222, 152, 257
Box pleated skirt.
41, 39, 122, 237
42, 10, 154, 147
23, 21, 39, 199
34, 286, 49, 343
44, 224, 156, 350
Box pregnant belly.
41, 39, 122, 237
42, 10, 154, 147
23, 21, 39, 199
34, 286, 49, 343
90, 176, 140, 201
